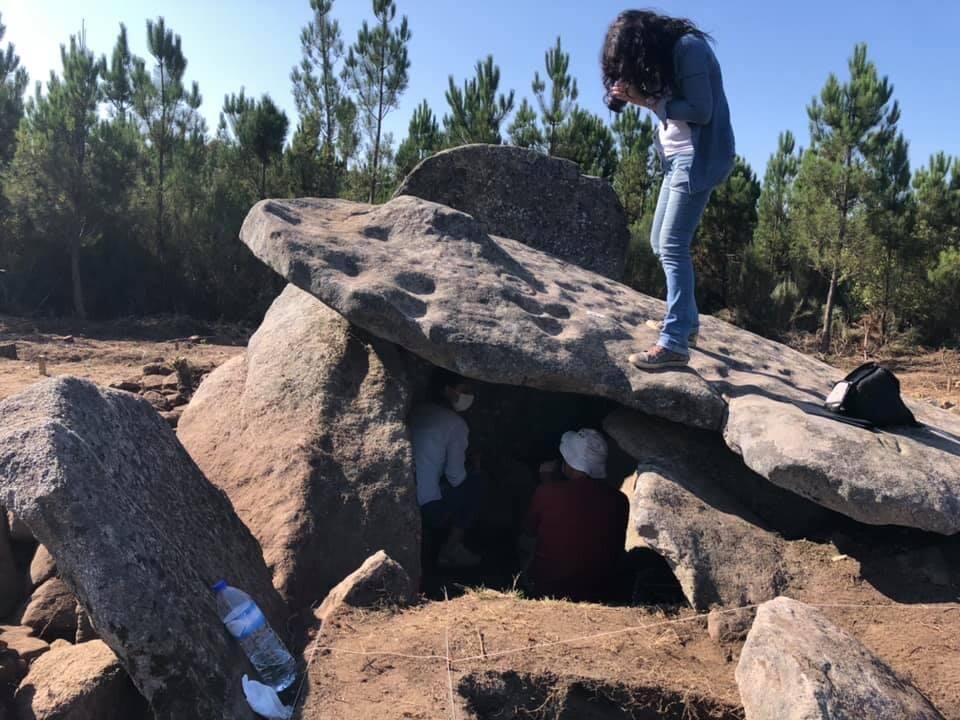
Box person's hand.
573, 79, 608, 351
611, 81, 657, 109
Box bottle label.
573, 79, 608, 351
224, 601, 267, 640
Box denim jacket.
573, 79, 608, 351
659, 34, 736, 193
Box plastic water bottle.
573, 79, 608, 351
213, 580, 297, 692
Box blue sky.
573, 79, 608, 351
4, 0, 957, 178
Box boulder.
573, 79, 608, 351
0, 377, 285, 720
15, 640, 148, 720
317, 551, 416, 624
607, 410, 789, 610
736, 597, 945, 720
21, 579, 77, 643
29, 546, 56, 590
0, 517, 18, 618
180, 285, 421, 613
394, 143, 630, 280
0, 626, 50, 664
239, 195, 960, 534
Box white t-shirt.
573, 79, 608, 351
654, 96, 694, 158
409, 402, 469, 506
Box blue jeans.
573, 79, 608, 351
650, 153, 712, 355
420, 471, 483, 531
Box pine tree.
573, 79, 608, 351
695, 157, 761, 310
506, 98, 542, 149
755, 131, 801, 277
444, 55, 515, 145
290, 0, 353, 195
611, 107, 657, 224
0, 12, 29, 169
223, 91, 289, 198
342, 0, 411, 203
554, 108, 617, 179
858, 131, 912, 343
532, 37, 577, 156
103, 24, 134, 119
6, 34, 103, 318
795, 43, 899, 352
134, 17, 188, 264
395, 99, 441, 179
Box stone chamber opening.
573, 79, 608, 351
406, 365, 686, 607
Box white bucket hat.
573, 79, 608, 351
559, 429, 608, 479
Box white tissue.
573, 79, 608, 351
242, 674, 293, 719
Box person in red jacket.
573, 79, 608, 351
521, 429, 629, 603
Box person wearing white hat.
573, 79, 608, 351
521, 429, 629, 602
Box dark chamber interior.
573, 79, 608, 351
409, 370, 686, 607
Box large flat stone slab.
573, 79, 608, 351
0, 378, 284, 719
240, 195, 960, 534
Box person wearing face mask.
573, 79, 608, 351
520, 429, 629, 603
410, 368, 483, 568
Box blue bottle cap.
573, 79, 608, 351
212, 580, 227, 593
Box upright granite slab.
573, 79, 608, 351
0, 378, 284, 720
240, 195, 960, 535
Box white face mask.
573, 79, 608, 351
452, 393, 474, 413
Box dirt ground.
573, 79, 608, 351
0, 315, 246, 401
297, 534, 960, 719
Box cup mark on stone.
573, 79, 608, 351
263, 201, 302, 225
529, 315, 563, 336
556, 280, 584, 294
502, 289, 545, 316
542, 303, 571, 319
323, 250, 361, 277
362, 225, 390, 241
394, 271, 437, 296
384, 288, 428, 319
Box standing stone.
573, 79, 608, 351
179, 285, 421, 614
395, 144, 630, 280
15, 640, 148, 720
606, 409, 789, 610
0, 377, 284, 720
736, 597, 945, 720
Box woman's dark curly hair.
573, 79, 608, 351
602, 10, 711, 105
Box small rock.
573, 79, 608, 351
29, 545, 57, 590
56, 335, 74, 344
166, 392, 188, 407
21, 579, 78, 643
0, 344, 17, 360
108, 379, 141, 393
15, 639, 148, 720
140, 390, 171, 411
0, 626, 50, 663
141, 363, 173, 376
317, 551, 416, 624
140, 375, 166, 392
736, 597, 945, 720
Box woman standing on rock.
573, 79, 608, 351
602, 10, 735, 368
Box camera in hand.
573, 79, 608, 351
604, 90, 626, 113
